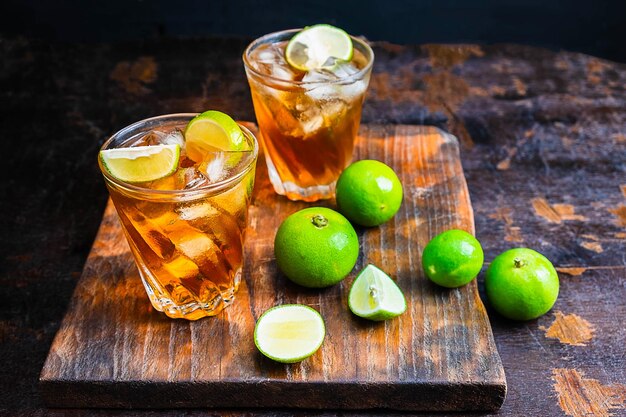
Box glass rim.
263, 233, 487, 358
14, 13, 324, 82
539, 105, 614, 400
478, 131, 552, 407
98, 113, 259, 200
242, 28, 375, 87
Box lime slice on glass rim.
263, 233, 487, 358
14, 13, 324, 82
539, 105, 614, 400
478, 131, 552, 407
254, 304, 326, 363
99, 144, 180, 183
348, 264, 407, 321
184, 110, 248, 163
285, 24, 354, 71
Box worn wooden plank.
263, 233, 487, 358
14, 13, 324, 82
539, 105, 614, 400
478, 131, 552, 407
39, 124, 506, 411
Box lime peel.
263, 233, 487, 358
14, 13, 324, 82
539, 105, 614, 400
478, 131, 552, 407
485, 248, 559, 321
421, 229, 484, 288
336, 160, 403, 227
274, 207, 358, 288
348, 264, 407, 321
100, 144, 180, 183
254, 304, 326, 363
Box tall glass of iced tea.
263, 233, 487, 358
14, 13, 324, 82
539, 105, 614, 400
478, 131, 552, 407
243, 27, 374, 201
98, 113, 258, 320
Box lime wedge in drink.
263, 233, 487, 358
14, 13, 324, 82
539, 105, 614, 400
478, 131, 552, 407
254, 304, 325, 363
99, 144, 180, 183
285, 24, 354, 71
348, 264, 407, 321
184, 110, 247, 163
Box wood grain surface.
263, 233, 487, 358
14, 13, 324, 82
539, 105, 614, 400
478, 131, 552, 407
39, 125, 506, 411
4, 36, 625, 417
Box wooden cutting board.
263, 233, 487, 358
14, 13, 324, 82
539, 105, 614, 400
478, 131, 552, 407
40, 124, 506, 411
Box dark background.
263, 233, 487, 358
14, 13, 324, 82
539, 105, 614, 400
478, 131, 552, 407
1, 0, 626, 416
2, 0, 626, 62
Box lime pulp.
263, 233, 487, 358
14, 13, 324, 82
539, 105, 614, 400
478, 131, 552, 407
348, 264, 407, 321
254, 304, 326, 363
99, 144, 180, 183
285, 24, 354, 71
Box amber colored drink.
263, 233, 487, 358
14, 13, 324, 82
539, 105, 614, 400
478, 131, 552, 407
243, 30, 374, 201
99, 114, 258, 320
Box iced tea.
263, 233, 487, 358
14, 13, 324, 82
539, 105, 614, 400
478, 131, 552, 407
99, 114, 258, 320
243, 29, 374, 201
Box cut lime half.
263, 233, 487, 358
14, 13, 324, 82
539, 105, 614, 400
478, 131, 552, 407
254, 304, 325, 363
99, 144, 180, 183
285, 24, 353, 71
184, 110, 247, 163
348, 264, 407, 321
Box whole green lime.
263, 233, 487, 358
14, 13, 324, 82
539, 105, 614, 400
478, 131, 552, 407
274, 207, 359, 288
335, 160, 403, 227
422, 229, 484, 288
485, 248, 559, 321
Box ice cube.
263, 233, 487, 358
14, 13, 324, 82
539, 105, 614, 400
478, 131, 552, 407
173, 233, 217, 262
320, 98, 349, 121
146, 171, 186, 191
176, 201, 220, 222
296, 106, 324, 135
268, 99, 300, 136
164, 222, 232, 282
340, 79, 368, 100
202, 153, 229, 183
328, 60, 361, 78
133, 130, 167, 146
182, 167, 211, 189
302, 68, 335, 83
176, 201, 242, 244
163, 128, 185, 147
134, 198, 177, 221
256, 44, 286, 64
264, 62, 300, 81
162, 254, 202, 281
302, 70, 341, 101
123, 210, 177, 260
257, 49, 278, 63
304, 85, 338, 102
256, 43, 301, 79
302, 61, 364, 101
174, 201, 244, 278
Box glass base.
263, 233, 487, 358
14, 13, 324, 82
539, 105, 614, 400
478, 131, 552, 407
265, 155, 336, 202
138, 264, 240, 321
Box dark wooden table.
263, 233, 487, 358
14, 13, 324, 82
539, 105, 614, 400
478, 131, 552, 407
1, 36, 625, 416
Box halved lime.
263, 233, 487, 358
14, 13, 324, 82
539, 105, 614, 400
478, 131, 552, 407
184, 110, 247, 163
99, 144, 180, 183
348, 264, 407, 321
285, 24, 353, 71
254, 304, 325, 363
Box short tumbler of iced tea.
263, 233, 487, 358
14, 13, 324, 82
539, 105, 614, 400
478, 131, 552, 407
98, 114, 258, 320
243, 29, 374, 201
